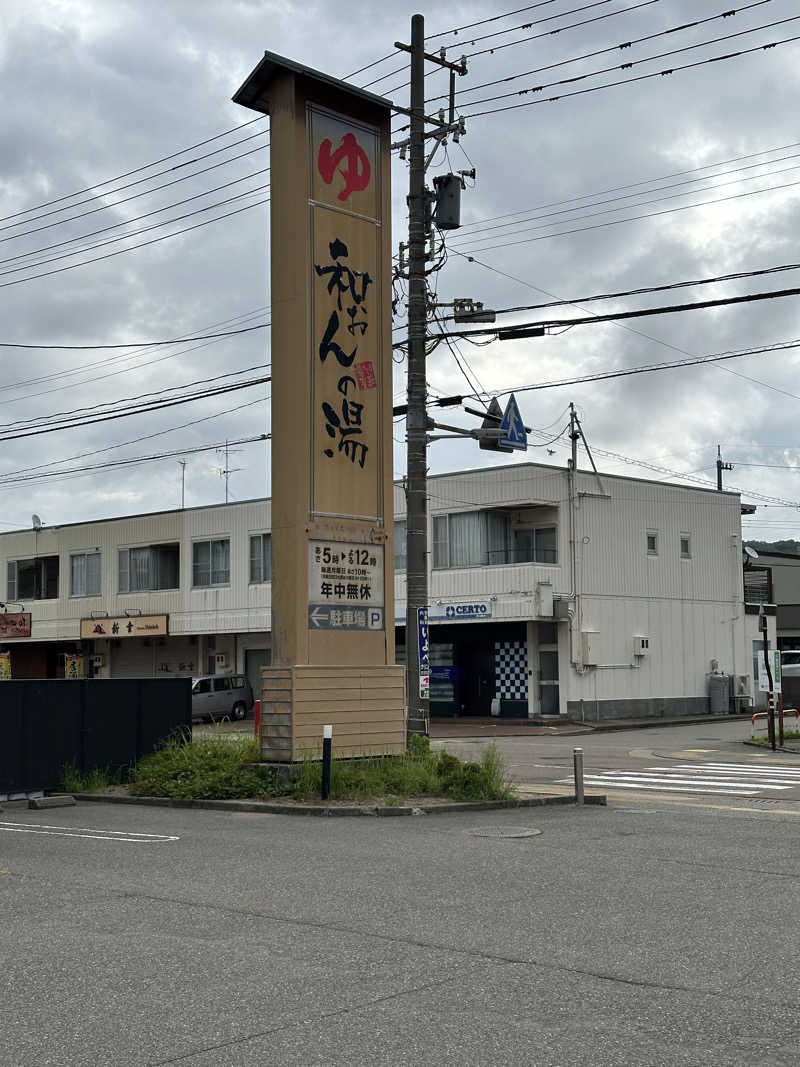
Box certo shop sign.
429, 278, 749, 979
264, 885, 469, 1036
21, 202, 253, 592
80, 615, 168, 639
430, 601, 492, 621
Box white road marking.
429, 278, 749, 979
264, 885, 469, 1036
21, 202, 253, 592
585, 774, 791, 790
556, 761, 800, 798
0, 821, 178, 843
580, 780, 760, 796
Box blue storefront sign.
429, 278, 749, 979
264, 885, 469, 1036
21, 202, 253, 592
429, 601, 492, 621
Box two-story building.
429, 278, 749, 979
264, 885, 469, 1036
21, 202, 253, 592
0, 462, 768, 720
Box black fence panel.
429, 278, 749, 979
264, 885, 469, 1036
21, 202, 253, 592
0, 678, 191, 794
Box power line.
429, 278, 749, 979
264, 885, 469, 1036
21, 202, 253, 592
425, 1, 563, 41
423, 0, 774, 103
442, 0, 632, 52
461, 338, 800, 398
0, 306, 269, 402
462, 31, 800, 117
0, 195, 270, 291
452, 155, 800, 247
0, 115, 268, 226
0, 364, 270, 432
0, 397, 270, 481
0, 434, 270, 488
0, 162, 270, 263
433, 286, 800, 341
0, 377, 271, 443
453, 172, 800, 253
0, 183, 270, 281
443, 258, 800, 318
368, 0, 659, 92
0, 322, 268, 351
450, 138, 800, 234
0, 130, 269, 238
456, 250, 800, 407
452, 14, 800, 114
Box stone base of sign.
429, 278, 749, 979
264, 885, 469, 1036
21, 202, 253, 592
260, 664, 406, 762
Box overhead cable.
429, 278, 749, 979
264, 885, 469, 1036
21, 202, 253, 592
463, 31, 800, 117
0, 115, 267, 226
423, 0, 774, 102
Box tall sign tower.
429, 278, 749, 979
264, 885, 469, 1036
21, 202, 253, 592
234, 53, 405, 760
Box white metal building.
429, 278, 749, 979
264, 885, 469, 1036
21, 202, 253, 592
0, 462, 769, 719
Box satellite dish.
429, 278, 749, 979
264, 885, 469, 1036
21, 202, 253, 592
32, 514, 42, 530
744, 545, 758, 560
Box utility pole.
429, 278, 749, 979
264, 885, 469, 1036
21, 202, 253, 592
405, 13, 428, 739
396, 14, 467, 739
716, 444, 732, 491
569, 403, 579, 469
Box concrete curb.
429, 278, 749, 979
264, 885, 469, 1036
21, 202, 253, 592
578, 713, 753, 733
742, 739, 800, 755
71, 792, 607, 817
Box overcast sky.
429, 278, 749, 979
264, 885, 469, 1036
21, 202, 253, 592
1, 0, 799, 541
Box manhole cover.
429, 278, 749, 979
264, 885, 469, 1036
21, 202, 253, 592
468, 827, 542, 839
696, 737, 724, 741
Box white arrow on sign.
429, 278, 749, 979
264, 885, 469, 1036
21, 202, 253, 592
310, 606, 327, 628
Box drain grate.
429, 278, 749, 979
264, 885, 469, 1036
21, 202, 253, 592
468, 826, 543, 839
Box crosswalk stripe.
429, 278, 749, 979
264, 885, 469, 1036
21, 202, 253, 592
682, 762, 800, 774
576, 779, 759, 796
654, 765, 800, 777
573, 773, 791, 790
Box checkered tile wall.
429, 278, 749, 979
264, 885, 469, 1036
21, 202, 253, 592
494, 640, 528, 700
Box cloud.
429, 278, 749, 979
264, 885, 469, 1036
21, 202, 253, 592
0, 0, 799, 537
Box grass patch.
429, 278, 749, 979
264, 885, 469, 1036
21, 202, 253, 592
750, 730, 800, 747
61, 764, 127, 793
290, 735, 514, 803
129, 732, 281, 800
73, 732, 516, 804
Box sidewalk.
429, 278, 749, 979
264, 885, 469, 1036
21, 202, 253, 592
430, 712, 753, 739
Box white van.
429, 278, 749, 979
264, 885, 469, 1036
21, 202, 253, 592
191, 673, 254, 722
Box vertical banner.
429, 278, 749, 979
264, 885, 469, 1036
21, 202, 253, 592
64, 655, 85, 680
418, 606, 430, 700
310, 108, 383, 522
0, 652, 10, 679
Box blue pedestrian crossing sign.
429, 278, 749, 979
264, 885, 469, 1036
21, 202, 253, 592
498, 393, 527, 451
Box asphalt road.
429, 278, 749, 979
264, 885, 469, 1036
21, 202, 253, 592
3, 787, 800, 1066
435, 718, 800, 802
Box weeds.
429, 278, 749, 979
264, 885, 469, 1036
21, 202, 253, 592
129, 732, 281, 799
61, 764, 127, 793
290, 736, 514, 802
66, 730, 515, 804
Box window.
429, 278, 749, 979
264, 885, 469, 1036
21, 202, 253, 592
70, 551, 101, 597
432, 515, 449, 568
394, 520, 407, 572
512, 526, 558, 565
118, 543, 179, 593
230, 675, 246, 690
7, 556, 59, 601
193, 538, 230, 587
249, 533, 272, 583
213, 676, 230, 693
646, 531, 658, 556
680, 534, 691, 559
193, 678, 211, 694
432, 511, 557, 568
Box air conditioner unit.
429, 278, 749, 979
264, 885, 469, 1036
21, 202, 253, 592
90, 654, 105, 669
215, 653, 229, 670
633, 635, 650, 657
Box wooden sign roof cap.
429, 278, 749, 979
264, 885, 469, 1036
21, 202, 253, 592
232, 50, 392, 115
